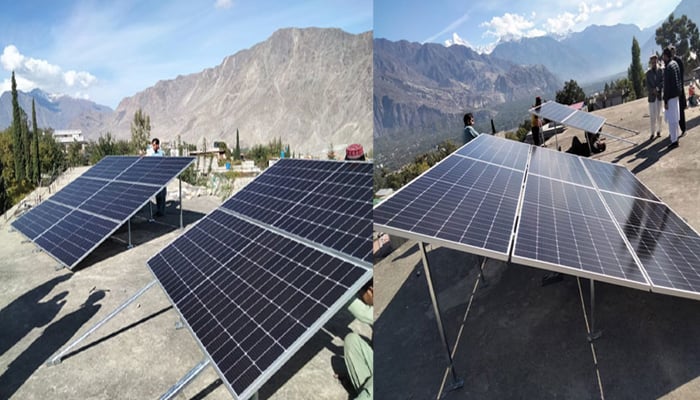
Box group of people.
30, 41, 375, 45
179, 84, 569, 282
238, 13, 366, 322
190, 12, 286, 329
647, 44, 688, 150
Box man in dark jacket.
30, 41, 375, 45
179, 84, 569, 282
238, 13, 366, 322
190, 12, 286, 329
669, 45, 687, 135
663, 47, 682, 149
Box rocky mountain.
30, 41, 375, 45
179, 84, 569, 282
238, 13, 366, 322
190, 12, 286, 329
488, 0, 700, 84
491, 24, 655, 83
0, 89, 112, 134
106, 27, 372, 157
374, 38, 561, 170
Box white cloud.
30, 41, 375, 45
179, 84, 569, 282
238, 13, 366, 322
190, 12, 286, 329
214, 0, 233, 9
481, 12, 546, 42
1, 45, 97, 98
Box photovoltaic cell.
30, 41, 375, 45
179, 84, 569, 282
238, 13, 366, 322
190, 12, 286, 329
11, 200, 72, 240
533, 101, 605, 134
601, 192, 694, 236
529, 146, 592, 187
581, 157, 659, 201
455, 133, 529, 170
513, 176, 647, 287
148, 208, 371, 399
34, 209, 119, 267
117, 157, 196, 186
374, 154, 523, 258
12, 155, 194, 268
222, 159, 373, 263
48, 177, 109, 208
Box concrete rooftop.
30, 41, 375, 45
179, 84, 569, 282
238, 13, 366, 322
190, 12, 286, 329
0, 167, 366, 399
374, 97, 700, 399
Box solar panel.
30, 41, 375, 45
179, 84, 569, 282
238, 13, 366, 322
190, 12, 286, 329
374, 148, 524, 260
378, 134, 700, 301
532, 101, 605, 133
581, 157, 659, 201
529, 146, 592, 187
455, 133, 529, 170
12, 155, 194, 268
512, 175, 649, 289
147, 159, 372, 400
221, 159, 373, 263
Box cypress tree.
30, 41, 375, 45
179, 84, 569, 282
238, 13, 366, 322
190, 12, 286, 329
32, 99, 40, 185
234, 128, 241, 160
11, 71, 25, 181
628, 37, 645, 99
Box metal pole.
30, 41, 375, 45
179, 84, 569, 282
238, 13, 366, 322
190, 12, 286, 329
179, 178, 183, 229
159, 358, 211, 400
477, 256, 488, 287
47, 280, 158, 365
587, 279, 602, 341
127, 219, 133, 249
418, 242, 464, 391
149, 200, 154, 222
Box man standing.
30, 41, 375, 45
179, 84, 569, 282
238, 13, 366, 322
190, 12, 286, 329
662, 48, 682, 150
669, 45, 687, 136
646, 55, 663, 139
147, 138, 166, 216
463, 112, 480, 144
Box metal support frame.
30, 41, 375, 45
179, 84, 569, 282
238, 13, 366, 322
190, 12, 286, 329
127, 219, 134, 249
179, 178, 183, 229
47, 279, 158, 365
159, 358, 211, 400
587, 279, 602, 342
149, 200, 155, 222
418, 242, 464, 393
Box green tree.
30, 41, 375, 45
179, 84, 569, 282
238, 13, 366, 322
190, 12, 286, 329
0, 156, 8, 214
38, 128, 65, 181
67, 141, 83, 167
130, 108, 151, 153
11, 72, 25, 182
31, 99, 40, 185
21, 109, 32, 181
556, 80, 586, 105
234, 129, 241, 160
628, 37, 645, 100
656, 13, 700, 74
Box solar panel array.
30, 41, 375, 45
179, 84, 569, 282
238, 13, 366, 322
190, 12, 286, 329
375, 134, 700, 300
531, 100, 606, 134
147, 158, 373, 400
12, 156, 194, 268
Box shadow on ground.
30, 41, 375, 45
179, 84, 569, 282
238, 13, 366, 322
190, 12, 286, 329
375, 244, 700, 399
0, 290, 106, 399
71, 201, 206, 272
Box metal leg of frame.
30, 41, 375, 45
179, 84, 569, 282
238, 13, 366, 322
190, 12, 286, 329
159, 358, 211, 400
477, 256, 488, 287
418, 242, 464, 393
587, 279, 602, 342
179, 178, 183, 229
127, 219, 134, 249
149, 200, 155, 222
47, 280, 158, 366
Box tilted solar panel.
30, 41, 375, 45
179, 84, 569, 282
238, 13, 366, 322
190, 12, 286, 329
12, 155, 194, 269
531, 101, 605, 134
147, 159, 372, 400
581, 157, 659, 201
222, 159, 373, 263
455, 133, 530, 170
374, 145, 525, 260
529, 146, 592, 187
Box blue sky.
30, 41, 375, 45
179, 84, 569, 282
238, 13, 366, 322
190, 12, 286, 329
375, 0, 680, 51
0, 0, 372, 108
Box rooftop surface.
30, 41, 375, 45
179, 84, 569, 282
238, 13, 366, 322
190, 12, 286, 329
0, 167, 366, 399
375, 97, 700, 399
